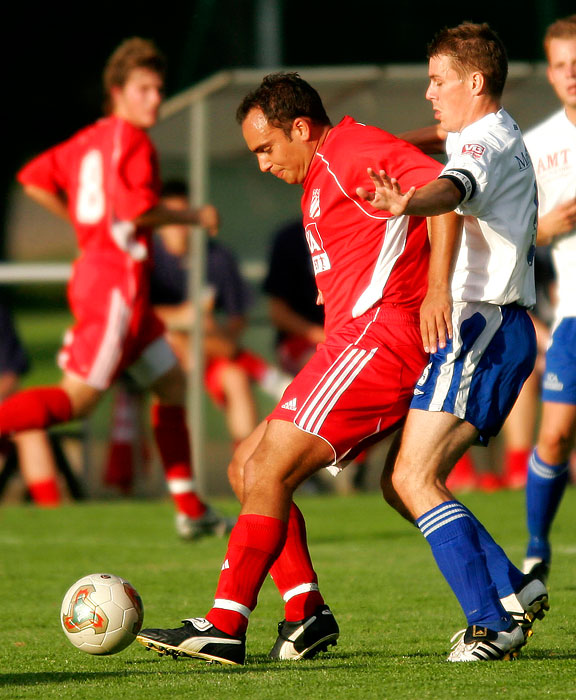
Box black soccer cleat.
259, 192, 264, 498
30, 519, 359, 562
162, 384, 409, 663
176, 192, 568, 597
137, 617, 245, 665
269, 604, 339, 660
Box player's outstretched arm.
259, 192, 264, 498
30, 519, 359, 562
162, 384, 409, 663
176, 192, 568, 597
136, 203, 220, 236
397, 125, 448, 154
356, 168, 416, 215
357, 168, 462, 217
419, 212, 462, 353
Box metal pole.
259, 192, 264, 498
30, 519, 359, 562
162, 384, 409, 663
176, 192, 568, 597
188, 99, 208, 496
255, 0, 283, 68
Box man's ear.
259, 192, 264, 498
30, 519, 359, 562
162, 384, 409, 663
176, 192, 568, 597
470, 70, 487, 96
291, 117, 312, 142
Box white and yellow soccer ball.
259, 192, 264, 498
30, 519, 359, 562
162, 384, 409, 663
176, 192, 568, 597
61, 573, 144, 655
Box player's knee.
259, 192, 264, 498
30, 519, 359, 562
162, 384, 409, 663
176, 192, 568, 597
538, 428, 575, 465
228, 448, 246, 501
380, 469, 396, 505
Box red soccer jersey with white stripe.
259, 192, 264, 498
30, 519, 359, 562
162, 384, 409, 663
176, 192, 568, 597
302, 116, 442, 336
17, 116, 165, 389
18, 115, 160, 289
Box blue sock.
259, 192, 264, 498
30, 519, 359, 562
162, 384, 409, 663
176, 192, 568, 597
468, 512, 524, 597
525, 449, 569, 562
417, 501, 511, 631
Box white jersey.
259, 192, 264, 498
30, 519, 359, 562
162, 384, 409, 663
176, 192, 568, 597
524, 109, 576, 320
441, 109, 537, 307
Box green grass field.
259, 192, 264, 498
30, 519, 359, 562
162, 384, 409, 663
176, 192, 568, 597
1, 489, 575, 699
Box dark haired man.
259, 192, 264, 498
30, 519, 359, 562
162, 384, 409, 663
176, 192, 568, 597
137, 71, 460, 665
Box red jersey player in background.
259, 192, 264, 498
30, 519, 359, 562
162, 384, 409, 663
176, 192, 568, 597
1, 37, 233, 539
136, 73, 459, 665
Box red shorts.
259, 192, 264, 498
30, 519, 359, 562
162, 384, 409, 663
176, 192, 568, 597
269, 306, 427, 466
59, 262, 168, 390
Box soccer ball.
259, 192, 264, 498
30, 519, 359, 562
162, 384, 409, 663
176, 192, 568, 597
61, 573, 144, 655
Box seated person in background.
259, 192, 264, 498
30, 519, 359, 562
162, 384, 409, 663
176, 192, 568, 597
105, 180, 289, 492
263, 219, 325, 376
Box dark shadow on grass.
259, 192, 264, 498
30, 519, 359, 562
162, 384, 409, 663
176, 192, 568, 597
0, 671, 158, 687
523, 649, 576, 661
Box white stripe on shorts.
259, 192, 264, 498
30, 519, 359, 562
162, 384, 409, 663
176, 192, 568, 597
295, 344, 377, 435
88, 288, 131, 390
427, 302, 503, 418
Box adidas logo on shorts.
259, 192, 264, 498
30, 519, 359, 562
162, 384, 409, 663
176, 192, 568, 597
281, 398, 298, 411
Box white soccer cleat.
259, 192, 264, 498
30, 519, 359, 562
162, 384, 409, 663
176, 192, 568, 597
501, 571, 550, 641
447, 623, 525, 662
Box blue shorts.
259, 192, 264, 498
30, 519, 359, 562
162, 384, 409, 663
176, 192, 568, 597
410, 302, 536, 444
541, 317, 576, 405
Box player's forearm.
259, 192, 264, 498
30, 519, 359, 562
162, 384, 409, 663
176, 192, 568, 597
418, 212, 461, 352
135, 204, 219, 234
136, 205, 197, 227
398, 125, 447, 154
405, 179, 463, 217
427, 212, 462, 288
22, 184, 70, 221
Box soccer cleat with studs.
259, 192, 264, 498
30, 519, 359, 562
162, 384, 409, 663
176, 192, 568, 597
447, 622, 525, 662
269, 604, 339, 660
175, 507, 236, 540
136, 617, 245, 665
502, 571, 550, 640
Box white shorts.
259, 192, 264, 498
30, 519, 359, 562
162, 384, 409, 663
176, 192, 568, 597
410, 301, 536, 444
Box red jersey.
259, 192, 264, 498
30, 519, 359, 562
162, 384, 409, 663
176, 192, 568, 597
302, 116, 442, 336
18, 116, 160, 292
17, 116, 166, 389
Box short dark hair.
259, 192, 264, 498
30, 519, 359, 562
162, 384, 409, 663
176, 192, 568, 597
236, 72, 332, 136
427, 22, 508, 98
544, 14, 576, 58
103, 37, 166, 112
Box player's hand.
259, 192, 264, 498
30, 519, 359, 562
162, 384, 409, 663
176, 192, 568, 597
356, 168, 416, 215
196, 204, 220, 236
419, 286, 453, 354
538, 198, 576, 243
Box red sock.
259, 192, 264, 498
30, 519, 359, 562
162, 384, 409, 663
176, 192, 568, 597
0, 387, 72, 434
269, 503, 324, 620
103, 386, 138, 493
503, 448, 530, 489
206, 514, 287, 636
151, 404, 206, 518
28, 478, 61, 506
